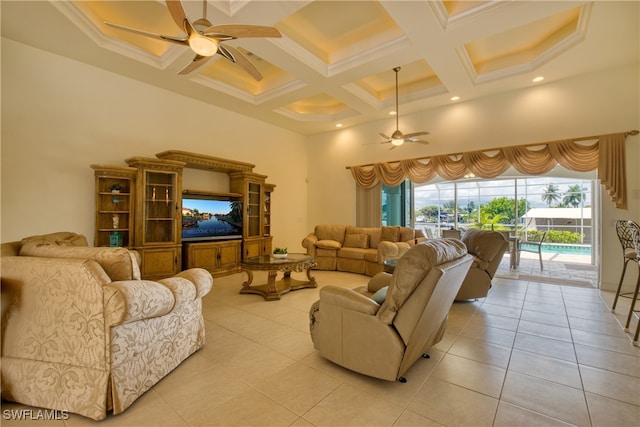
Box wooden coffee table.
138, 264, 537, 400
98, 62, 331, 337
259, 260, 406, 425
240, 253, 317, 301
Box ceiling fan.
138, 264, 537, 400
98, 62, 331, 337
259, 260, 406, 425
104, 0, 281, 80
379, 67, 429, 149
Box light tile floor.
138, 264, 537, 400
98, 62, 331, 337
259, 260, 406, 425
2, 269, 639, 427
496, 251, 598, 288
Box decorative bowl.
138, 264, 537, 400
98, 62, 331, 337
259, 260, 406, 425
272, 253, 288, 259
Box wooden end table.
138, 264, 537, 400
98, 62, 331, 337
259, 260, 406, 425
240, 253, 317, 301
383, 259, 398, 274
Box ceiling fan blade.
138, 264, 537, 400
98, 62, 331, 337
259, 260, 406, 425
166, 0, 190, 34
104, 21, 188, 46
203, 24, 282, 40
219, 44, 263, 81
177, 54, 212, 75
403, 131, 429, 139
406, 137, 429, 144
379, 133, 391, 140
217, 44, 236, 62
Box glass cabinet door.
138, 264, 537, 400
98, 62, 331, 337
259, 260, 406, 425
143, 171, 178, 244
247, 181, 262, 238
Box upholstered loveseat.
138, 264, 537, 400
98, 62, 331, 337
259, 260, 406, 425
302, 225, 426, 276
1, 232, 213, 420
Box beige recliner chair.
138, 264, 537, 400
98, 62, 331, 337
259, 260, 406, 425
309, 239, 472, 382
456, 229, 509, 300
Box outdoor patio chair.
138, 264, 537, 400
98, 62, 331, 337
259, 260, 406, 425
442, 229, 462, 239
517, 231, 547, 271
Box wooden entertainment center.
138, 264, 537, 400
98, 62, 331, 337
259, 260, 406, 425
91, 150, 274, 279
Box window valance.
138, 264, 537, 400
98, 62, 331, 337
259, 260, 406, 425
348, 131, 638, 210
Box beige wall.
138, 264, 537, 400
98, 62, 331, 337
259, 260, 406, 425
1, 39, 308, 251
2, 38, 639, 291
306, 64, 640, 291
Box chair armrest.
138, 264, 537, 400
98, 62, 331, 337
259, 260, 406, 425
173, 268, 213, 299
301, 234, 319, 256
377, 241, 400, 262
319, 286, 380, 315
104, 280, 175, 326
367, 272, 392, 293
396, 241, 411, 253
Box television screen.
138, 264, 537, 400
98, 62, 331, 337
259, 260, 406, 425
182, 198, 243, 241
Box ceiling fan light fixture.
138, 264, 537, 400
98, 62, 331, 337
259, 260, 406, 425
188, 33, 218, 56
391, 130, 404, 146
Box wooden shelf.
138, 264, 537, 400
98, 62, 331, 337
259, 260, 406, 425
93, 152, 273, 278
183, 189, 242, 199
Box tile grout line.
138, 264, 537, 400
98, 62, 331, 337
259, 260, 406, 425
489, 284, 523, 427
561, 285, 595, 427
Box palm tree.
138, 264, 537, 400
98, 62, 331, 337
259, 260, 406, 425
541, 184, 561, 207
229, 200, 243, 223
475, 212, 509, 230
563, 184, 586, 208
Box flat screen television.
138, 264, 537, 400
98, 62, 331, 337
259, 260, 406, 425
182, 197, 243, 241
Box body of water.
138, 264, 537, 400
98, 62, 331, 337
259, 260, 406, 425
521, 243, 592, 255
182, 217, 236, 239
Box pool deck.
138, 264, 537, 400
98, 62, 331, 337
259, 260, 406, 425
496, 250, 598, 288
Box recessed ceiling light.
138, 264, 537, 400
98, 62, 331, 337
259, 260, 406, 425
389, 111, 397, 116
532, 76, 544, 83
450, 96, 460, 101
335, 123, 343, 128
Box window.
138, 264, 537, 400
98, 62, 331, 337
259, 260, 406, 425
408, 176, 594, 244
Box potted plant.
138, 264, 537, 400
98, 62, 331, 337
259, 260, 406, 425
272, 247, 288, 258
109, 183, 124, 193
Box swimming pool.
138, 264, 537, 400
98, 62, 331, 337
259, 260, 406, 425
520, 243, 592, 256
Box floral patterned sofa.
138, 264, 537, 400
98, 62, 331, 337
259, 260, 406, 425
302, 225, 426, 276
0, 232, 212, 420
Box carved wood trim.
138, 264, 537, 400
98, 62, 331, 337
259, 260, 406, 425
156, 150, 254, 173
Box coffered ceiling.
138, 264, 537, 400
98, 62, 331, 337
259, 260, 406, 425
2, 1, 638, 136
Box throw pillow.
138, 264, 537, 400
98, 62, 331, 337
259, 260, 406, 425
399, 227, 414, 242
344, 233, 369, 249
381, 226, 400, 242
371, 286, 388, 304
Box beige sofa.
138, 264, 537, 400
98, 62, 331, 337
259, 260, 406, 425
302, 225, 426, 276
309, 239, 473, 382
456, 229, 509, 300
1, 232, 213, 420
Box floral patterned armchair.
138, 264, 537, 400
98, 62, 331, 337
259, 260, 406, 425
1, 233, 212, 420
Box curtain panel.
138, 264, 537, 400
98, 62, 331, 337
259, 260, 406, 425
348, 132, 635, 210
